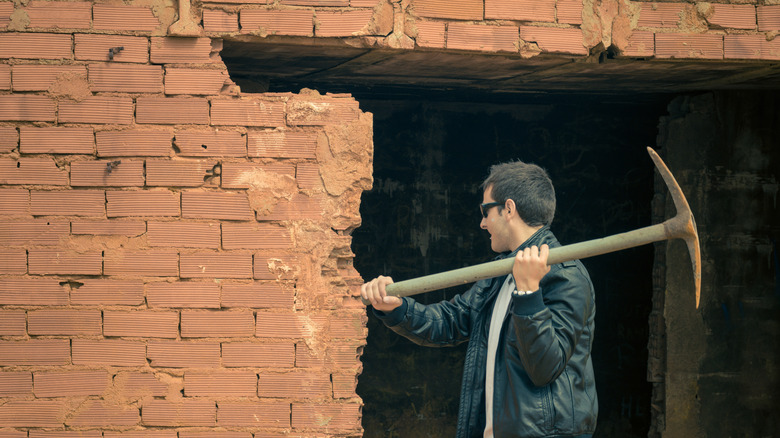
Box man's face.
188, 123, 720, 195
480, 186, 511, 253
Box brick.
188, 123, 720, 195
222, 282, 294, 308
150, 37, 216, 64
71, 160, 145, 187
0, 157, 67, 185
97, 129, 173, 157
286, 97, 361, 126
0, 279, 68, 305
707, 4, 755, 30
296, 163, 319, 190
291, 403, 360, 431
28, 309, 102, 335
146, 159, 219, 187
414, 20, 445, 48
331, 373, 357, 398
557, 0, 583, 25
179, 433, 251, 438
221, 162, 295, 188
0, 95, 56, 121
34, 370, 109, 397
520, 26, 587, 55
66, 400, 140, 427
203, 9, 239, 32
89, 63, 164, 93
142, 400, 216, 426
31, 433, 103, 438
93, 4, 161, 31
758, 6, 780, 31
180, 251, 254, 279
13, 65, 87, 91
104, 310, 180, 338
0, 400, 64, 427
185, 371, 257, 397
258, 371, 330, 398
72, 220, 146, 236
315, 10, 374, 37
27, 249, 102, 275
413, 0, 482, 20
0, 249, 26, 274
174, 129, 246, 157
247, 130, 317, 159
24, 1, 91, 29
216, 401, 290, 427
351, 0, 380, 5
137, 96, 210, 125
147, 340, 220, 367
254, 252, 299, 280
262, 193, 324, 221
0, 188, 28, 215
20, 126, 94, 154
182, 191, 254, 220
0, 2, 12, 28
637, 3, 685, 28
113, 372, 169, 398
104, 250, 178, 277
0, 63, 8, 89
486, 0, 555, 22
0, 33, 72, 60
31, 190, 105, 216
0, 220, 69, 245
165, 67, 229, 95
59, 96, 134, 125
75, 34, 149, 63
295, 341, 363, 369
147, 282, 221, 308
0, 126, 17, 152
240, 9, 314, 37
147, 221, 220, 248
222, 222, 291, 250
106, 190, 180, 217
211, 99, 285, 127
181, 310, 254, 337
256, 312, 308, 338
724, 34, 780, 61
72, 339, 146, 366
655, 33, 723, 59
0, 310, 26, 336
1, 430, 29, 438
71, 279, 145, 305
222, 342, 295, 367
283, 0, 347, 5
618, 30, 654, 57
0, 339, 70, 366
0, 371, 32, 396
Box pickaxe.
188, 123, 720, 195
362, 147, 701, 308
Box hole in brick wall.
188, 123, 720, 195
222, 44, 671, 437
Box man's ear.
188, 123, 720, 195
504, 199, 516, 217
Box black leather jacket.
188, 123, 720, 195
374, 227, 598, 437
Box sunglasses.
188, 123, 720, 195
480, 201, 503, 218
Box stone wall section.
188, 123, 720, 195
0, 1, 373, 435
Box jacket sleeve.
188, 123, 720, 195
372, 280, 488, 348
509, 261, 595, 387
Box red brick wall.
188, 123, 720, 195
0, 1, 372, 435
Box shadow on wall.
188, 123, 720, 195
351, 95, 669, 438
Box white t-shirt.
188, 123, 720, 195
483, 275, 516, 438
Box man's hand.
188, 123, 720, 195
361, 275, 402, 312
512, 244, 551, 292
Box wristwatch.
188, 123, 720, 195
512, 289, 538, 297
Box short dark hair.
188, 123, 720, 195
481, 160, 556, 227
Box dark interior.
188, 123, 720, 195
220, 40, 766, 436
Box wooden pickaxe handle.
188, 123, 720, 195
361, 147, 702, 308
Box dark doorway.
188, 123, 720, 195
222, 43, 671, 437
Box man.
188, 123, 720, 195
361, 160, 598, 438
